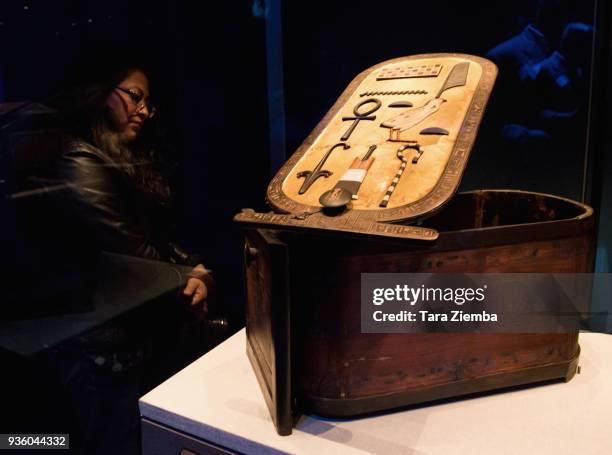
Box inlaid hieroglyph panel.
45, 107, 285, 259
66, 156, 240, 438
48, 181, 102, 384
268, 54, 497, 223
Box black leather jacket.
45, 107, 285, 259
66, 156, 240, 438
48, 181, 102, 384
53, 140, 201, 266
5, 110, 207, 319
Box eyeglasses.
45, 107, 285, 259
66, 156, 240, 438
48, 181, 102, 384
115, 86, 157, 118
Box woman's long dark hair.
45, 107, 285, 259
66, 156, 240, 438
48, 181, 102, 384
51, 51, 172, 206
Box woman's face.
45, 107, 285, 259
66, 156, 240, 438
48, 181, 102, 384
106, 69, 152, 143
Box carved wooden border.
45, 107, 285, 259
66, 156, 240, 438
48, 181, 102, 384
266, 53, 498, 223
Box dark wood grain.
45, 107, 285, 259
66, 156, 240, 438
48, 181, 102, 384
242, 190, 594, 423
244, 230, 293, 435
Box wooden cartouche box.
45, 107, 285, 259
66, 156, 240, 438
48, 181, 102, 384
234, 54, 595, 435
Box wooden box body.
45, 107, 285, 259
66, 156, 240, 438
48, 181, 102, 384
242, 190, 594, 434
235, 54, 595, 434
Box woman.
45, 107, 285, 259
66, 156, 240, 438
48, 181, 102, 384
53, 62, 212, 303
40, 58, 213, 454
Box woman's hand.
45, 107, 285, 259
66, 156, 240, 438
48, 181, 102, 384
183, 264, 210, 307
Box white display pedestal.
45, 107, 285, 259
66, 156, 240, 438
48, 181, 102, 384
140, 330, 612, 455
